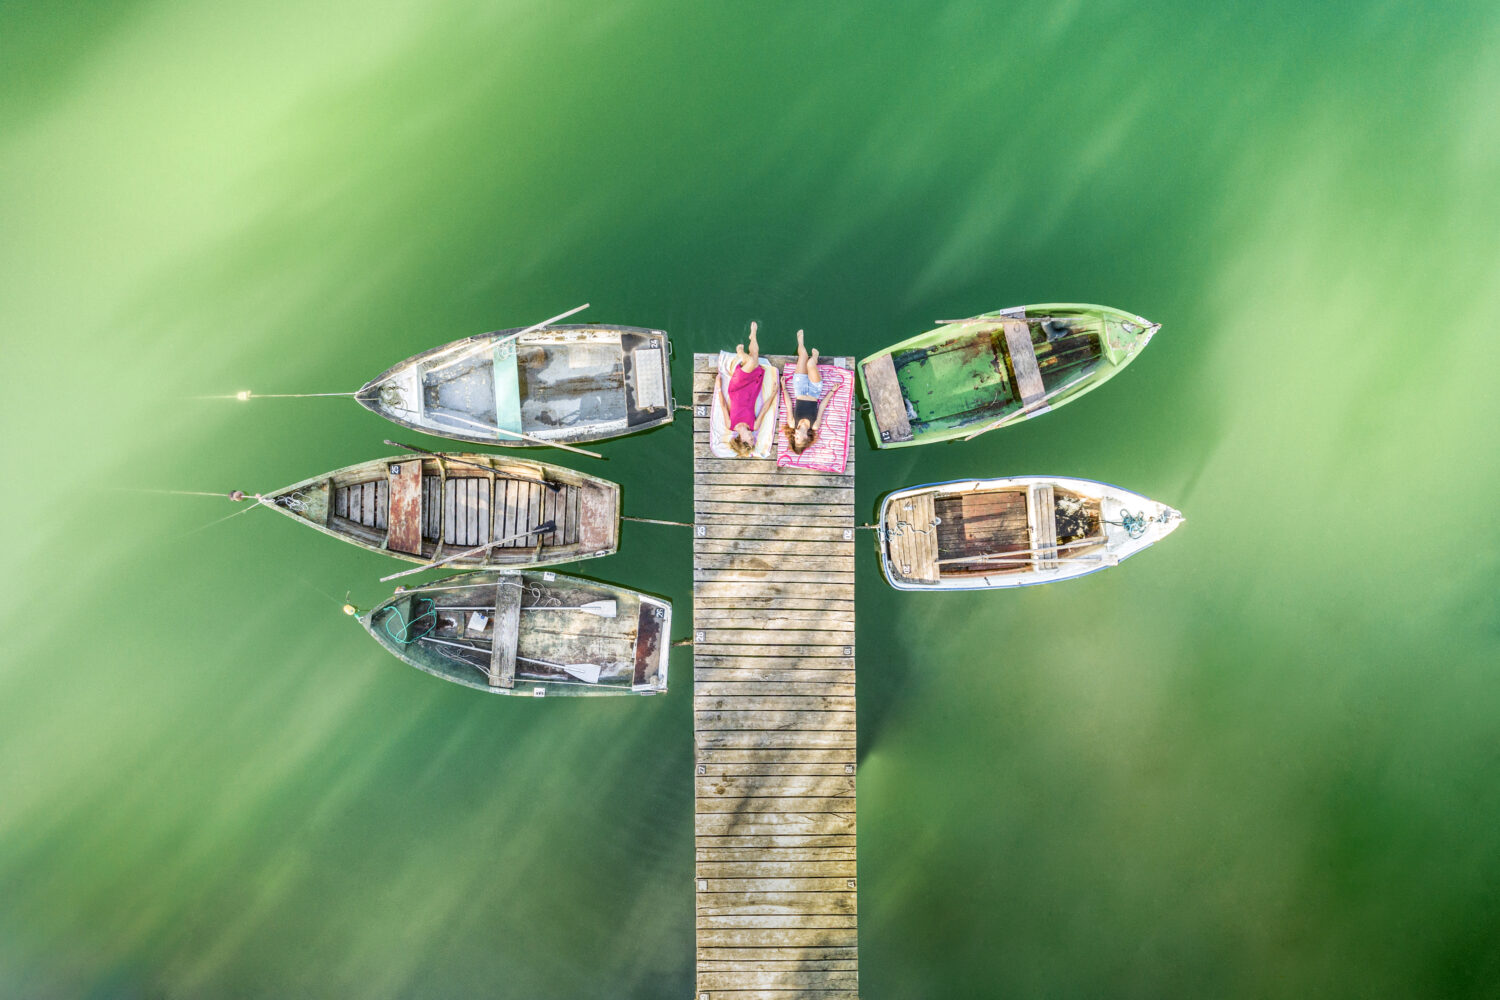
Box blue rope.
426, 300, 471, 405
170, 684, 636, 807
378, 598, 437, 644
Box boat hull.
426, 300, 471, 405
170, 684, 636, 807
877, 475, 1182, 590
857, 303, 1158, 448
357, 324, 675, 447
359, 570, 671, 696
265, 453, 619, 568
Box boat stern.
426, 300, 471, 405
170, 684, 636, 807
632, 596, 671, 694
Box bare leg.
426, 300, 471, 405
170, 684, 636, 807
734, 343, 748, 371
807, 347, 821, 387
745, 320, 759, 370
795, 329, 809, 374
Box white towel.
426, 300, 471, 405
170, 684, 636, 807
709, 351, 779, 459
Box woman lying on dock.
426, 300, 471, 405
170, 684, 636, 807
715, 321, 774, 457
784, 329, 834, 454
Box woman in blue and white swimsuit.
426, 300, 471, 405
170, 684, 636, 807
782, 329, 834, 455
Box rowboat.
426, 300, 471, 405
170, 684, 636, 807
357, 324, 674, 447
877, 476, 1183, 590
263, 453, 618, 567
355, 570, 671, 696
858, 303, 1159, 448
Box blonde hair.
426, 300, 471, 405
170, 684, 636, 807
727, 434, 754, 457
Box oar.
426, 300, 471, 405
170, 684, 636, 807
936, 314, 1066, 326
517, 655, 604, 684
932, 536, 1109, 566
384, 440, 562, 491
960, 368, 1094, 442
522, 600, 617, 618
429, 411, 606, 460
379, 521, 557, 582
422, 303, 591, 375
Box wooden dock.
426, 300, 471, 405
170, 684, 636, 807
692, 353, 859, 1000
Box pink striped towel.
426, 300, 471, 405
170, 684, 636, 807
776, 364, 853, 474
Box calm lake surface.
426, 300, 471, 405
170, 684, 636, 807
3, 2, 1499, 997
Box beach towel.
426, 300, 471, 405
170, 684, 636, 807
777, 363, 853, 474
709, 351, 779, 459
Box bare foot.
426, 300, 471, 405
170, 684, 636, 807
796, 329, 805, 350
809, 348, 820, 368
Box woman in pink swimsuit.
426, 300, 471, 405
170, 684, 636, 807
715, 321, 772, 457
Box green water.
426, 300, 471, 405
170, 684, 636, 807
4, 2, 1499, 997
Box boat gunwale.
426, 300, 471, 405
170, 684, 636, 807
266, 453, 621, 567
856, 303, 1155, 449
357, 324, 674, 447
876, 475, 1174, 591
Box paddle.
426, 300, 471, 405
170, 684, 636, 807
521, 600, 618, 618
516, 655, 604, 684
378, 521, 557, 582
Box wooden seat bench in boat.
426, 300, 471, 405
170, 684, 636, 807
860, 352, 913, 444
886, 492, 938, 584
1002, 319, 1048, 413
1029, 483, 1058, 570
487, 577, 523, 688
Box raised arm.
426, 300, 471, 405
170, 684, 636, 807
812, 382, 836, 428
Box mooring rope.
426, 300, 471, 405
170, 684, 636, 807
622, 515, 693, 527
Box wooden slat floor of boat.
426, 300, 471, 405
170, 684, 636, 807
693, 353, 858, 1000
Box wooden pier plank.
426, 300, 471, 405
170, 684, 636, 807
694, 354, 858, 999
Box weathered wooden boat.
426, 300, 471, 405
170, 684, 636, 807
858, 303, 1159, 447
878, 476, 1183, 590
355, 570, 670, 696
262, 453, 619, 567
356, 324, 674, 446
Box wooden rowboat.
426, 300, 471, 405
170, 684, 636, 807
878, 476, 1183, 590
858, 303, 1159, 448
357, 324, 674, 447
356, 570, 671, 696
263, 453, 618, 568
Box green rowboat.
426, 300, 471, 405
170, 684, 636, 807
857, 303, 1159, 448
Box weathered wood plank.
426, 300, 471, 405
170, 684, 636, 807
693, 596, 856, 613
696, 893, 864, 911
695, 683, 856, 698
694, 581, 855, 600
694, 569, 854, 587
696, 890, 856, 915
696, 969, 860, 990
696, 849, 858, 864
861, 351, 913, 444
697, 960, 860, 972
693, 644, 852, 659
697, 861, 859, 880
696, 523, 856, 543
698, 775, 855, 798
693, 632, 852, 650
698, 946, 858, 961
696, 730, 856, 750
695, 761, 857, 776
696, 471, 852, 489
693, 667, 855, 684
1004, 317, 1048, 409
695, 835, 856, 849
696, 696, 856, 714
693, 614, 855, 634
